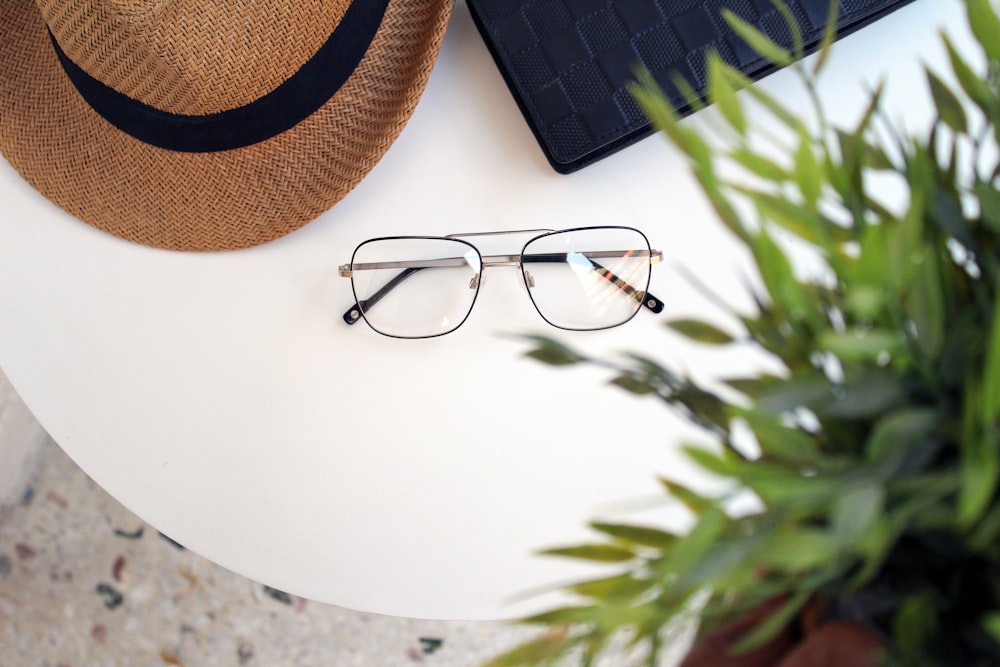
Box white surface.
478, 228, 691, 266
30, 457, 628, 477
0, 0, 970, 619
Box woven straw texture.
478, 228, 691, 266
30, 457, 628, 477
0, 0, 452, 251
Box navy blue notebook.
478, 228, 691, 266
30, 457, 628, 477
466, 0, 915, 173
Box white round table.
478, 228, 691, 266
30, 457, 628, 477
0, 0, 967, 620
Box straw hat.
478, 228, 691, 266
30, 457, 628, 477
0, 0, 452, 251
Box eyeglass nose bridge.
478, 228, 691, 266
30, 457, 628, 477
477, 253, 536, 292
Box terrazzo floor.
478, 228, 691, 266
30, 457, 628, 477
0, 435, 539, 667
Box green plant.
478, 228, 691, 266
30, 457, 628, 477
487, 1, 1000, 665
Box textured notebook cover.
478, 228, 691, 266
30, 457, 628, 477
467, 0, 914, 173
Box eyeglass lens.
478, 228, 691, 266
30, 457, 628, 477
521, 227, 652, 331
350, 237, 482, 338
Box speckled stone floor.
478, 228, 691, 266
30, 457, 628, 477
0, 435, 539, 667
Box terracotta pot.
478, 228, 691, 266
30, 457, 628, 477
678, 598, 885, 667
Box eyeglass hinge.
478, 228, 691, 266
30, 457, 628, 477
339, 264, 353, 278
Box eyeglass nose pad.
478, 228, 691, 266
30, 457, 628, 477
523, 270, 535, 289
469, 272, 482, 290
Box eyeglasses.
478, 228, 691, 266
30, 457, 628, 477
338, 226, 664, 339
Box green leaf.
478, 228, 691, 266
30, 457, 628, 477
540, 544, 636, 563
831, 481, 884, 550
735, 463, 840, 506
864, 408, 940, 463
959, 381, 1000, 527
893, 594, 938, 658
659, 477, 714, 513
707, 52, 746, 134
683, 444, 737, 477
633, 74, 711, 165
817, 328, 905, 363
722, 9, 793, 67
943, 33, 996, 116
981, 276, 1000, 423
748, 229, 812, 322
793, 127, 823, 208
730, 147, 788, 181
927, 183, 974, 251
590, 521, 680, 549
569, 573, 654, 601
735, 409, 828, 468
740, 375, 836, 415
732, 589, 812, 653
738, 78, 803, 129
665, 318, 735, 344
520, 605, 602, 626
983, 613, 1000, 646
482, 629, 569, 667
610, 374, 656, 395
820, 370, 907, 419
975, 182, 1000, 233
906, 244, 947, 359
771, 0, 804, 57
766, 528, 836, 572
671, 535, 764, 592
743, 189, 850, 249
966, 0, 1000, 64
926, 69, 968, 134
523, 337, 585, 366
960, 435, 1000, 527
660, 506, 728, 578
811, 0, 840, 76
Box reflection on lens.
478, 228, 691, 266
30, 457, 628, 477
521, 227, 652, 330
350, 237, 482, 338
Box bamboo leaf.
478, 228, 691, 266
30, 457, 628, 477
522, 337, 586, 366
831, 481, 884, 550
975, 182, 1000, 233
771, 0, 804, 57
665, 318, 735, 344
732, 589, 812, 653
766, 528, 836, 571
707, 52, 746, 134
610, 374, 656, 395
660, 506, 728, 578
683, 445, 737, 477
748, 229, 812, 322
817, 328, 905, 363
671, 535, 764, 592
659, 477, 714, 513
570, 573, 654, 601
731, 147, 788, 181
590, 521, 680, 549
482, 629, 570, 667
966, 0, 1000, 64
735, 408, 827, 468
540, 544, 637, 563
943, 33, 996, 116
960, 381, 1000, 527
981, 276, 1000, 423
926, 69, 968, 134
520, 605, 602, 626
864, 408, 940, 463
811, 0, 840, 76
893, 595, 938, 658
722, 9, 793, 67
794, 127, 823, 208
906, 244, 947, 359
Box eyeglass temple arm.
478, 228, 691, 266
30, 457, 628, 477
521, 252, 665, 314
341, 266, 423, 324
339, 251, 665, 325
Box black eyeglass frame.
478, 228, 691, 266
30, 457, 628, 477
338, 226, 665, 339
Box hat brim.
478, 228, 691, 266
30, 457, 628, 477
0, 0, 452, 251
